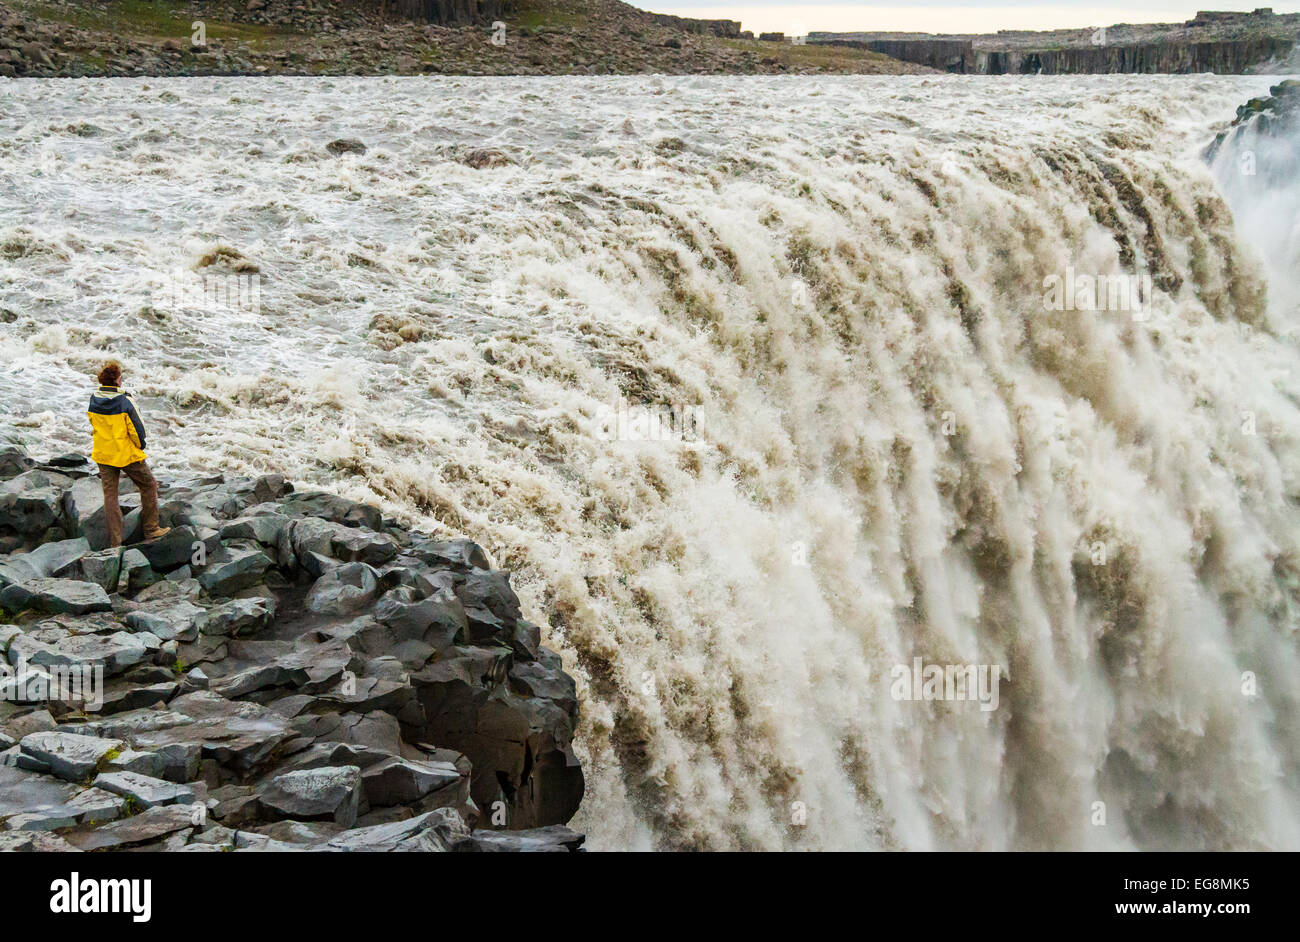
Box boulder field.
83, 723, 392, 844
0, 445, 584, 852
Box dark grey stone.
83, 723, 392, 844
361, 755, 461, 808
54, 546, 123, 593
18, 730, 125, 782
197, 544, 273, 597
95, 770, 197, 808
0, 445, 586, 850
260, 765, 362, 826
0, 578, 113, 616
0, 470, 73, 537
407, 537, 492, 571
136, 526, 198, 572
463, 825, 586, 852
305, 562, 379, 615
319, 807, 472, 851
193, 597, 275, 636
63, 803, 196, 850
121, 548, 159, 594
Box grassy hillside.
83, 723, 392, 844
0, 0, 929, 76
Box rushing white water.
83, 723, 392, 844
1209, 93, 1300, 324
2, 74, 1299, 850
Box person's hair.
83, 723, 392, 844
97, 361, 122, 387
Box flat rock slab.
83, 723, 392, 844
279, 491, 383, 531
465, 825, 587, 852
0, 578, 112, 616
260, 765, 362, 827
62, 803, 196, 851
0, 830, 80, 851
99, 680, 178, 715
21, 538, 92, 579
219, 513, 288, 546
101, 748, 165, 777
95, 770, 197, 809
317, 807, 471, 852
361, 755, 461, 808
0, 766, 125, 830
124, 598, 205, 642
126, 709, 287, 775
28, 630, 151, 675
18, 731, 125, 782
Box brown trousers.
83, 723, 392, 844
97, 461, 161, 547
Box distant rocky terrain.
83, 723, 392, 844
0, 444, 585, 851
0, 0, 924, 77
3, 2, 1297, 77
814, 9, 1300, 74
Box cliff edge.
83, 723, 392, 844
0, 444, 585, 851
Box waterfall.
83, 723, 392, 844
1, 74, 1298, 849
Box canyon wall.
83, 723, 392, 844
979, 36, 1299, 75
813, 35, 1298, 74
391, 0, 510, 26
648, 14, 743, 38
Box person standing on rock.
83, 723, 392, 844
87, 360, 169, 547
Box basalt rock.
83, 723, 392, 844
1205, 79, 1300, 172
0, 445, 583, 851
0, 578, 113, 616
815, 10, 1300, 75
0, 470, 74, 540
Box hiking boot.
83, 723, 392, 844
143, 527, 171, 542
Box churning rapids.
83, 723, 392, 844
2, 74, 1299, 850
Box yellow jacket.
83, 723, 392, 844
88, 385, 148, 467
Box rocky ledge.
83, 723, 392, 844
0, 444, 584, 852
1225, 78, 1300, 135
1205, 79, 1300, 174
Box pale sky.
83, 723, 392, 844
640, 1, 1300, 34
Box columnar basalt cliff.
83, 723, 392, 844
647, 13, 744, 38
978, 36, 1298, 74
0, 446, 584, 851
814, 35, 1299, 74
816, 38, 972, 72
813, 8, 1300, 74
385, 0, 742, 36
391, 0, 510, 26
